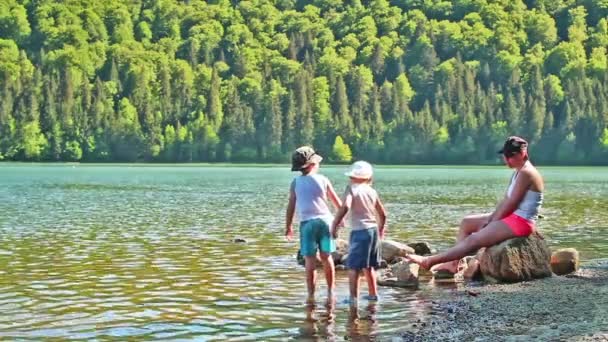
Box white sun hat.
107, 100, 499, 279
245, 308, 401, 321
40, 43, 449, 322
344, 161, 374, 179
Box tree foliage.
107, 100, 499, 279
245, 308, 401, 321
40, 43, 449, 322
0, 0, 606, 164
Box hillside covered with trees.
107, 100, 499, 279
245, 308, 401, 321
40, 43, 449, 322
0, 0, 607, 164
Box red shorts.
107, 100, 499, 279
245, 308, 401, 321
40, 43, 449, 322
501, 213, 534, 237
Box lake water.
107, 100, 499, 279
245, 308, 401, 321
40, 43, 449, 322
0, 165, 607, 340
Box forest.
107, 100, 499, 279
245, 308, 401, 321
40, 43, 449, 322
0, 0, 607, 164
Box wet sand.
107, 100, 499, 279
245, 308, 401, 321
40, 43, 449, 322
401, 260, 608, 341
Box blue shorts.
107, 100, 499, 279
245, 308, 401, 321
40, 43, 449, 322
299, 218, 335, 256
347, 228, 380, 270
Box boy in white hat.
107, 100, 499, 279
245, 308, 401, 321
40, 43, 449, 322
330, 161, 387, 305
285, 146, 343, 303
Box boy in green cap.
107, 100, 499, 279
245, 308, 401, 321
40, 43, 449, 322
285, 146, 342, 303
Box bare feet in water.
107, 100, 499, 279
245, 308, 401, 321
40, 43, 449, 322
404, 254, 432, 270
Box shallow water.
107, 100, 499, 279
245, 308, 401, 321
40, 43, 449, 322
0, 165, 606, 340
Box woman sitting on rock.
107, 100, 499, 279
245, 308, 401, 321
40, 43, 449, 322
407, 136, 544, 272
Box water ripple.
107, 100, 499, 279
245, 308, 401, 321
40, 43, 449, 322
0, 165, 607, 339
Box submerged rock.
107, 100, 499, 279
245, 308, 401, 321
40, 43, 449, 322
551, 248, 580, 275
478, 232, 552, 283
381, 240, 415, 263
407, 242, 433, 256
336, 264, 348, 271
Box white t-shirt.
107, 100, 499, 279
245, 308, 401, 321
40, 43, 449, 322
345, 183, 379, 230
292, 174, 333, 222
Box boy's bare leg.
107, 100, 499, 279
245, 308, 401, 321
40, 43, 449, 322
363, 268, 378, 297
304, 256, 318, 302
348, 269, 360, 304
319, 253, 335, 299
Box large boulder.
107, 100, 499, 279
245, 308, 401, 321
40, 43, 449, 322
381, 240, 415, 263
378, 261, 419, 288
478, 232, 552, 283
551, 248, 580, 275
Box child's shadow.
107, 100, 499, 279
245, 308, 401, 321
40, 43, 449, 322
346, 302, 379, 340
298, 301, 337, 341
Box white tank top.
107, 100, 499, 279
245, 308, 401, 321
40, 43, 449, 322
292, 174, 333, 222
345, 183, 379, 230
506, 162, 543, 222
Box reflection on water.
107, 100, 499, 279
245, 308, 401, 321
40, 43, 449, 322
0, 165, 607, 339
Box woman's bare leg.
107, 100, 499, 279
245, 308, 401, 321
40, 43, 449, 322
431, 213, 491, 273
407, 220, 516, 270
457, 213, 492, 241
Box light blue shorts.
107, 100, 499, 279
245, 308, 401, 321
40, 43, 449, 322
299, 218, 335, 256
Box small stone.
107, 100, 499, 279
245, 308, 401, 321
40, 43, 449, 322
550, 323, 558, 329
550, 248, 579, 275
233, 238, 247, 243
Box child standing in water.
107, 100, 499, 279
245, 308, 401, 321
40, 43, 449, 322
331, 161, 387, 306
285, 146, 343, 303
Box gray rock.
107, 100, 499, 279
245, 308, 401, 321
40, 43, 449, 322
460, 256, 482, 280
381, 240, 415, 263
478, 232, 552, 283
550, 248, 579, 275
296, 250, 322, 267
378, 260, 419, 287
331, 238, 349, 265
391, 256, 408, 264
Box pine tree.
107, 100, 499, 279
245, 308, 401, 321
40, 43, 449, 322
207, 67, 223, 131
332, 75, 354, 140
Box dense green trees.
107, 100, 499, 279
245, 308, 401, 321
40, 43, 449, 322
0, 0, 607, 164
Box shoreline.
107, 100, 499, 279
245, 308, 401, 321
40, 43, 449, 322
401, 260, 608, 341
1, 162, 608, 169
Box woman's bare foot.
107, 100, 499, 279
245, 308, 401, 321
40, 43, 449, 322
404, 254, 432, 270
430, 260, 459, 274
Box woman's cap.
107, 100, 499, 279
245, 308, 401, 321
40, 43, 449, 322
498, 136, 528, 156
345, 161, 374, 179
291, 146, 323, 171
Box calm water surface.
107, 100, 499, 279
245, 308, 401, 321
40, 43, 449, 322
0, 165, 607, 340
